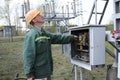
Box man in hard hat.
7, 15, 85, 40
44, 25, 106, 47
23, 9, 78, 80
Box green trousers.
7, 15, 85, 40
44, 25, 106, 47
47, 76, 51, 80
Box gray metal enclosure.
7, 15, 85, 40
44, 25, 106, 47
113, 0, 120, 79
3, 26, 16, 37
63, 25, 106, 70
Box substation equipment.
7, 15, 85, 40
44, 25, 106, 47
20, 0, 120, 80
63, 0, 120, 80
114, 0, 120, 79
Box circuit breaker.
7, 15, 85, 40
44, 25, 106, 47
63, 25, 106, 70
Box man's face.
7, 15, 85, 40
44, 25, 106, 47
33, 14, 44, 24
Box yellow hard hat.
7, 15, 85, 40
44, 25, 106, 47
25, 9, 42, 25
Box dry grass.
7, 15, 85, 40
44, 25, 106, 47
0, 41, 24, 80
0, 36, 116, 80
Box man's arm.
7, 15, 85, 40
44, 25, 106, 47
47, 32, 78, 44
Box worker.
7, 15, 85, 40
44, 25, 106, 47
23, 9, 78, 80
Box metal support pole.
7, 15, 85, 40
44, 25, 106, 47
56, 21, 61, 34
80, 67, 83, 80
95, 0, 97, 24
87, 0, 97, 24
118, 52, 120, 79
75, 65, 78, 80
106, 64, 112, 80
99, 0, 109, 24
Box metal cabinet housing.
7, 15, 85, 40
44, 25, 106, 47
63, 25, 106, 70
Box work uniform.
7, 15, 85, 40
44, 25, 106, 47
23, 27, 74, 79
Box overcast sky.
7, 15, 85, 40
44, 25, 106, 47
16, 0, 113, 25
1, 0, 114, 26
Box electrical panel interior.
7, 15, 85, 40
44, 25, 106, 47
71, 29, 90, 62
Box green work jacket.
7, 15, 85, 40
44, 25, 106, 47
23, 27, 74, 79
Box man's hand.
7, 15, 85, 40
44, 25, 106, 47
73, 35, 78, 41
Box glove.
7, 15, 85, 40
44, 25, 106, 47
73, 35, 79, 41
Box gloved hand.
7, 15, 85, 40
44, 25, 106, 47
73, 35, 79, 41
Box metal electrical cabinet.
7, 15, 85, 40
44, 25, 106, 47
63, 25, 106, 70
113, 0, 120, 79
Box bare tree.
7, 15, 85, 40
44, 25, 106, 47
0, 0, 13, 42
0, 0, 12, 25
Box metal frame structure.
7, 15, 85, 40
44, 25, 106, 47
20, 0, 82, 33
113, 0, 120, 79
63, 0, 120, 80
87, 0, 109, 24
42, 0, 82, 33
